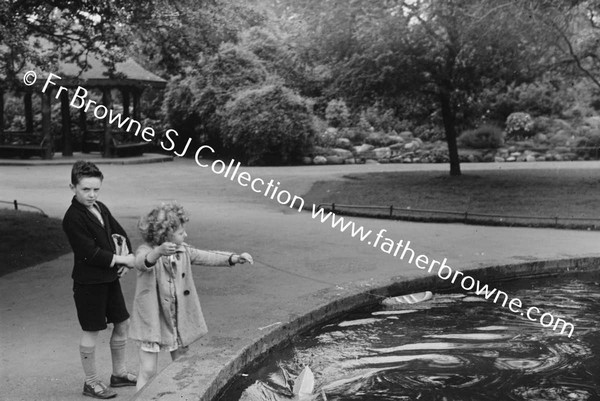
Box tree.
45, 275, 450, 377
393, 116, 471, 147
283, 0, 555, 175
0, 1, 155, 88
130, 0, 267, 76
523, 1, 600, 91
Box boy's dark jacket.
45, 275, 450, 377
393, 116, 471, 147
62, 197, 132, 284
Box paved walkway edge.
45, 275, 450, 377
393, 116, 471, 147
134, 256, 600, 401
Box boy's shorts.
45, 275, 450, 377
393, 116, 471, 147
73, 280, 130, 331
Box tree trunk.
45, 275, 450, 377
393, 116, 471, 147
439, 91, 461, 176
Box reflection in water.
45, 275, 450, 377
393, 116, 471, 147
222, 274, 600, 401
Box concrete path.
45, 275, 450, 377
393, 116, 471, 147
1, 157, 600, 401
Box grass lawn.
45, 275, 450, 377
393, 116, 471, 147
302, 168, 600, 229
0, 209, 71, 277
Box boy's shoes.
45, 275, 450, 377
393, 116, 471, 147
110, 372, 137, 387
83, 381, 117, 399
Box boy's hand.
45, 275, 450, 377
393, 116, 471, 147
157, 242, 177, 256
117, 265, 129, 278
122, 253, 135, 268
236, 252, 254, 265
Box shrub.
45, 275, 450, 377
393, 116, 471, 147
457, 124, 505, 149
359, 105, 404, 133
163, 43, 271, 149
339, 127, 368, 144
413, 124, 445, 142
315, 127, 340, 147
505, 112, 535, 139
221, 85, 316, 165
325, 99, 350, 128
364, 131, 399, 147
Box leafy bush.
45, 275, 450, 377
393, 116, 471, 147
457, 125, 504, 149
505, 112, 535, 139
363, 131, 400, 147
162, 43, 271, 149
413, 124, 445, 142
221, 85, 316, 165
339, 127, 368, 144
359, 105, 404, 133
479, 75, 571, 122
325, 99, 350, 128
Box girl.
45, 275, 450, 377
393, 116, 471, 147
129, 201, 253, 390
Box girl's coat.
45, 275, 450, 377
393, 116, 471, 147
129, 243, 232, 347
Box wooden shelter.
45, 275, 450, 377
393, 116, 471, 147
0, 51, 166, 159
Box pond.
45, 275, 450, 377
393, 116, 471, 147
218, 272, 600, 401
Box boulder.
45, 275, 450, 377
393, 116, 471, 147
386, 135, 405, 144
325, 155, 344, 164
389, 143, 405, 155
331, 148, 353, 159
313, 155, 327, 165
373, 147, 392, 159
494, 156, 505, 163
302, 157, 313, 165
525, 155, 537, 162
335, 137, 352, 149
399, 131, 414, 140
344, 157, 356, 164
506, 156, 516, 162
354, 144, 374, 154
483, 153, 496, 163
583, 116, 600, 128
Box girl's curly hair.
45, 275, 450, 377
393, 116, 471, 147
138, 201, 189, 246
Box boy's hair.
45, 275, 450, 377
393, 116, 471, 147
71, 160, 104, 185
139, 201, 189, 246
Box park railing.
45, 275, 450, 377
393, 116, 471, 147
0, 200, 48, 216
316, 203, 600, 230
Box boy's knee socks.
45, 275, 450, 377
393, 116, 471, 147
110, 339, 128, 377
79, 345, 99, 384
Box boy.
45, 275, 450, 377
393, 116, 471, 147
62, 160, 137, 399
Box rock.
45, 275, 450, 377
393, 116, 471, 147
344, 157, 356, 164
506, 156, 516, 162
390, 156, 404, 163
483, 154, 495, 163
403, 157, 413, 163
302, 157, 313, 165
313, 155, 327, 165
386, 135, 405, 144
373, 147, 392, 159
331, 148, 353, 159
325, 155, 344, 164
508, 146, 517, 152
389, 143, 405, 155
365, 159, 379, 164
583, 116, 600, 128
510, 152, 521, 157
354, 144, 374, 154
536, 156, 546, 161
554, 146, 570, 153
335, 137, 352, 149
399, 131, 414, 140
554, 154, 563, 161
494, 156, 505, 163
534, 133, 548, 142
